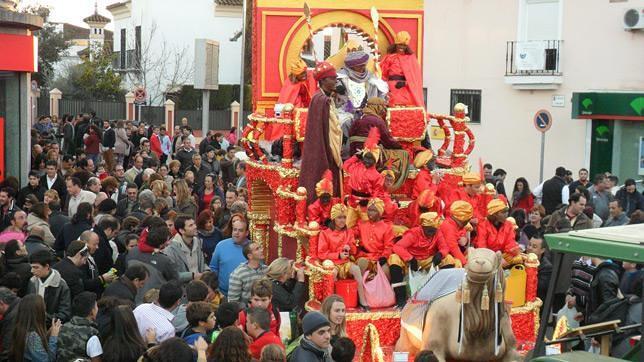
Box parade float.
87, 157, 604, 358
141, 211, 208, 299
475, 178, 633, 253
240, 0, 541, 360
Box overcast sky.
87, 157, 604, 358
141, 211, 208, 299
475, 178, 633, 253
20, 0, 116, 30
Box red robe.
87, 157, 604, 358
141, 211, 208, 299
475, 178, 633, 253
299, 91, 341, 205
380, 53, 425, 107
435, 218, 468, 266
343, 156, 385, 199
393, 227, 439, 261
266, 71, 318, 141
475, 219, 520, 255
412, 168, 438, 199
317, 228, 357, 264
355, 219, 395, 261
307, 197, 341, 228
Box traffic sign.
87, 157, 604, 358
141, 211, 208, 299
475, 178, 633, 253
533, 109, 552, 133
134, 87, 147, 104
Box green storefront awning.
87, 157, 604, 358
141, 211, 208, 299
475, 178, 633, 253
571, 92, 644, 121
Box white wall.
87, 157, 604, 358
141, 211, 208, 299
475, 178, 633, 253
111, 0, 242, 104
423, 0, 644, 190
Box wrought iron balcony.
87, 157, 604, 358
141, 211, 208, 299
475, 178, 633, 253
505, 40, 562, 76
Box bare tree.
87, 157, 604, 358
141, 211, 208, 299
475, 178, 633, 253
123, 21, 193, 105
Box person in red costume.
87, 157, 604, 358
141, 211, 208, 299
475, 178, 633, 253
407, 189, 443, 227
298, 62, 343, 205
354, 198, 395, 278
435, 200, 474, 267
412, 149, 441, 199
317, 203, 368, 308
389, 212, 444, 307
276, 58, 317, 109
307, 170, 341, 229
380, 31, 425, 108
475, 199, 522, 267
344, 127, 386, 227
446, 172, 484, 225
380, 168, 399, 222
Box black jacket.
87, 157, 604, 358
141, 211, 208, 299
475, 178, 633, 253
24, 235, 56, 259
102, 128, 116, 148
4, 256, 32, 297
103, 276, 137, 303
116, 198, 137, 219
27, 269, 72, 324
271, 278, 305, 313
0, 201, 20, 232
40, 174, 67, 202
54, 220, 92, 254
615, 187, 644, 217
93, 225, 114, 275
289, 336, 330, 362
48, 211, 70, 241
589, 261, 622, 315
16, 184, 45, 207
0, 297, 20, 361
537, 255, 553, 302
542, 175, 567, 215
53, 257, 85, 297
126, 248, 179, 304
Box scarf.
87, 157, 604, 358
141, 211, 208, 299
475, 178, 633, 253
36, 270, 58, 298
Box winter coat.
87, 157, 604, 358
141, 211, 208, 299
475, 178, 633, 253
26, 214, 55, 246
615, 187, 644, 217
114, 127, 130, 155
164, 234, 209, 283
27, 269, 72, 324
126, 248, 179, 305
289, 336, 332, 362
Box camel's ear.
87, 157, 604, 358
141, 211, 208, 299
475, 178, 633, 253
495, 251, 503, 268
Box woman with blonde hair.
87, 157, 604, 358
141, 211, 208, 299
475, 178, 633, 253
151, 180, 173, 207
43, 189, 59, 205
266, 258, 306, 312
320, 294, 347, 344
173, 179, 197, 219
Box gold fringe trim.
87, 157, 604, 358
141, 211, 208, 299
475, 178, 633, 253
359, 323, 385, 362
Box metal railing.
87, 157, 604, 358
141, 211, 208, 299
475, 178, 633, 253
505, 40, 562, 76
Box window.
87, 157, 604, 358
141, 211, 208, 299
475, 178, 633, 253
450, 89, 482, 124
120, 28, 126, 68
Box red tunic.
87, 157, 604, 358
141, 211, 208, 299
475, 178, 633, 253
249, 331, 284, 360
380, 53, 425, 107
355, 219, 395, 260
512, 194, 534, 214
238, 305, 281, 337
435, 218, 468, 266
412, 169, 438, 199
307, 198, 341, 227
343, 156, 385, 199
317, 228, 357, 264
276, 70, 317, 108
475, 219, 520, 255
393, 227, 439, 261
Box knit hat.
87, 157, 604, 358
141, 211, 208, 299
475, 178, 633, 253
302, 311, 330, 336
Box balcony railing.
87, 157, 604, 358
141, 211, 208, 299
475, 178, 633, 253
505, 40, 562, 76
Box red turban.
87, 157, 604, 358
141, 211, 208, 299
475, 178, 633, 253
314, 61, 337, 81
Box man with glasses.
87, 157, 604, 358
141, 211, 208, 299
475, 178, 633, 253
116, 183, 139, 219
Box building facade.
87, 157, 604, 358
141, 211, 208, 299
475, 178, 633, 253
107, 0, 243, 105
423, 0, 644, 189
0, 0, 42, 183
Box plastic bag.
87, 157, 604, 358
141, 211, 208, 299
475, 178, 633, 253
363, 263, 395, 308
408, 266, 435, 296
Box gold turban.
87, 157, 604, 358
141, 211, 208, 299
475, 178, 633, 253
289, 58, 307, 77
367, 198, 385, 215
450, 201, 473, 223
417, 189, 436, 208
315, 170, 334, 197
487, 199, 508, 216
330, 203, 347, 220
419, 212, 441, 228
484, 183, 496, 195
362, 97, 387, 119
413, 149, 434, 169
460, 172, 481, 186
394, 31, 411, 45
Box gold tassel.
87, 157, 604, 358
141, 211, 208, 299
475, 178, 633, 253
462, 280, 470, 304
495, 279, 503, 303
481, 285, 490, 310
455, 284, 462, 303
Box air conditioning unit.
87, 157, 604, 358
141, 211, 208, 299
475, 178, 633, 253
194, 39, 220, 90
623, 8, 644, 30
